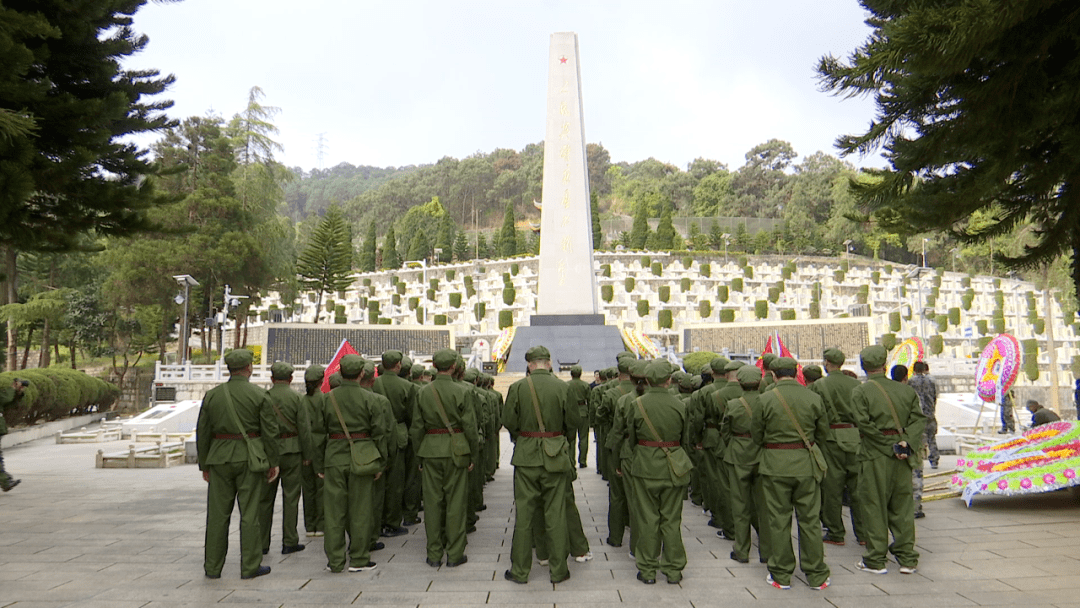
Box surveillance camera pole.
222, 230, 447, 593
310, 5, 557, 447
172, 275, 199, 364
220, 285, 249, 358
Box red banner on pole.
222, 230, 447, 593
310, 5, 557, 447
321, 339, 358, 393
755, 331, 805, 385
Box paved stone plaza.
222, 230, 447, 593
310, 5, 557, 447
1, 429, 1079, 608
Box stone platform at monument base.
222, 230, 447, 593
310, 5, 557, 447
505, 318, 625, 372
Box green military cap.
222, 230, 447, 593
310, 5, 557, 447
410, 365, 424, 379
645, 359, 672, 385
362, 359, 376, 378
304, 364, 325, 382
570, 365, 582, 377
456, 354, 466, 370
606, 367, 618, 378
617, 350, 635, 361
737, 365, 763, 386
671, 370, 685, 382
709, 357, 730, 373
823, 348, 845, 365
629, 359, 650, 378
463, 367, 479, 382
761, 353, 777, 365
426, 366, 438, 376
270, 361, 294, 380
339, 354, 365, 377
617, 358, 632, 374
381, 349, 403, 368
329, 372, 342, 388
678, 373, 696, 390
525, 345, 551, 361
860, 345, 888, 369
692, 376, 703, 390
724, 360, 743, 373
432, 348, 457, 371
771, 357, 798, 371
803, 365, 823, 382
400, 355, 413, 373
223, 348, 253, 370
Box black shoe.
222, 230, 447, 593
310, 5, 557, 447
666, 576, 682, 585
382, 526, 408, 537
716, 530, 733, 540
205, 573, 221, 579
551, 572, 570, 584
466, 525, 477, 534
478, 504, 487, 512
707, 518, 722, 529
371, 541, 385, 551
261, 548, 269, 555
1, 479, 20, 492
446, 555, 468, 567
426, 558, 442, 568
729, 551, 749, 564
759, 557, 768, 564
241, 566, 271, 579
914, 511, 926, 519
282, 544, 305, 554
403, 518, 421, 526
637, 572, 656, 585
605, 538, 622, 548
504, 569, 527, 584
579, 463, 587, 469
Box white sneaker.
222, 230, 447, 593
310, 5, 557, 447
855, 560, 887, 574
537, 558, 549, 566
575, 552, 593, 563
811, 577, 831, 590
899, 565, 917, 574
348, 562, 377, 572
766, 573, 790, 590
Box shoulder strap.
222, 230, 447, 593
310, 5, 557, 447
869, 379, 905, 433
738, 396, 753, 419
270, 399, 298, 434
774, 388, 813, 450
526, 376, 547, 433
221, 383, 257, 451
636, 396, 675, 459
328, 391, 354, 447
429, 385, 456, 435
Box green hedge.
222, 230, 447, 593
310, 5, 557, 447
362, 278, 371, 287
651, 261, 663, 276
426, 288, 436, 301
474, 302, 486, 320
434, 314, 447, 326
408, 296, 419, 311
809, 301, 820, 319
977, 336, 992, 350
881, 333, 897, 351
976, 319, 988, 335
378, 318, 391, 325
415, 307, 424, 324
840, 259, 849, 272
659, 286, 670, 303
601, 285, 614, 302
834, 270, 845, 283
625, 277, 635, 292
499, 310, 513, 329
658, 309, 673, 329
768, 287, 780, 303
0, 369, 120, 426
640, 255, 651, 268
367, 300, 380, 316
935, 314, 948, 332
601, 264, 611, 277
637, 300, 650, 317
948, 307, 960, 326
755, 300, 768, 319
396, 282, 406, 295
871, 270, 880, 285
449, 293, 462, 308
929, 335, 944, 355
889, 311, 902, 332
782, 266, 793, 280
511, 263, 520, 276
1025, 360, 1040, 381
732, 278, 743, 292
717, 285, 729, 303
325, 299, 335, 312
738, 255, 748, 267
743, 265, 754, 279
780, 309, 796, 321
392, 294, 401, 306
992, 314, 1005, 334
429, 278, 439, 290
700, 263, 711, 278
699, 301, 712, 318
502, 287, 516, 305
681, 256, 693, 268
1034, 318, 1045, 334
391, 275, 399, 285
445, 269, 455, 281
680, 277, 691, 292
720, 309, 735, 323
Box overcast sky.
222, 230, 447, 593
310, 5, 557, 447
126, 0, 884, 172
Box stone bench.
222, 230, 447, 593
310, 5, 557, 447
55, 427, 121, 444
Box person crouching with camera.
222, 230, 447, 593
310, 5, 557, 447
851, 346, 925, 576
0, 378, 29, 492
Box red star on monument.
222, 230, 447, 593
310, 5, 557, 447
559, 56, 568, 64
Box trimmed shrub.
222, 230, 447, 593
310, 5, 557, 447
871, 270, 880, 285
601, 285, 614, 302
992, 314, 1006, 334
429, 278, 439, 290
658, 309, 673, 329
625, 277, 636, 292
426, 288, 436, 301
780, 309, 796, 321
977, 336, 993, 350
434, 314, 447, 326
731, 278, 743, 292
362, 278, 371, 287
601, 264, 611, 277
881, 333, 897, 351
651, 261, 663, 276
408, 296, 419, 311
392, 294, 401, 306
445, 269, 455, 281
935, 314, 948, 332
840, 259, 849, 272
857, 291, 868, 305
948, 307, 960, 326
463, 275, 473, 289
720, 309, 736, 323
700, 263, 711, 278
367, 300, 380, 316
378, 318, 391, 325
961, 294, 973, 311
391, 275, 399, 285
929, 335, 944, 355
768, 287, 780, 303
680, 277, 691, 292
1022, 338, 1038, 355
782, 266, 793, 280
499, 310, 513, 329
449, 292, 462, 308
396, 282, 406, 295
1025, 360, 1040, 381
637, 300, 650, 317
809, 301, 820, 319
889, 311, 902, 332
994, 293, 1004, 309
681, 256, 693, 268
474, 302, 486, 319
885, 264, 893, 273
961, 276, 971, 288
899, 285, 906, 297
834, 270, 845, 283
737, 255, 748, 267
659, 286, 671, 303
743, 265, 754, 279
1034, 318, 1045, 334
755, 300, 768, 319
640, 255, 651, 268
511, 263, 520, 276
325, 299, 335, 312
415, 307, 424, 323
925, 293, 937, 308
699, 301, 712, 318
976, 319, 988, 334
993, 278, 1001, 288
717, 285, 729, 303
502, 287, 516, 305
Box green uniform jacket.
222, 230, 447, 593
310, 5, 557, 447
852, 373, 926, 464
196, 375, 280, 470
625, 387, 692, 481
595, 379, 633, 435
503, 369, 580, 466
567, 378, 591, 423
810, 370, 861, 431
267, 383, 314, 460
722, 391, 762, 465
708, 383, 742, 457
607, 388, 640, 463
751, 379, 828, 478
373, 372, 415, 451
303, 391, 328, 471
410, 374, 479, 464
319, 381, 389, 473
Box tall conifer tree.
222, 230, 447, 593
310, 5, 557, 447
296, 205, 353, 324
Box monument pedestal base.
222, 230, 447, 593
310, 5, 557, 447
505, 316, 625, 373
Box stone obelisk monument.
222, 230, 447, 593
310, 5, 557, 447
506, 32, 624, 372
536, 32, 598, 316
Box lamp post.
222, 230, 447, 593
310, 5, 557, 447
950, 247, 959, 273
906, 267, 930, 340
405, 259, 428, 325
922, 238, 929, 268
172, 275, 199, 364
219, 284, 248, 358
843, 239, 854, 256
721, 233, 731, 262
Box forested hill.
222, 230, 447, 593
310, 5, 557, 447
283, 163, 422, 220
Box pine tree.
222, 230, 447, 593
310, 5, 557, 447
818, 0, 1080, 299
590, 190, 603, 250
654, 204, 677, 249
452, 231, 469, 262
435, 215, 455, 263
498, 202, 517, 258
359, 222, 377, 272
296, 205, 354, 323
381, 226, 401, 269
630, 199, 651, 249
475, 233, 490, 260
709, 221, 724, 250
407, 228, 431, 263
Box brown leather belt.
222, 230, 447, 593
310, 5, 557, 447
638, 440, 680, 448
426, 428, 463, 434
279, 432, 297, 439
765, 442, 810, 449
733, 433, 751, 438
329, 432, 370, 439
830, 423, 854, 429
881, 429, 900, 436
214, 432, 260, 440
520, 431, 563, 438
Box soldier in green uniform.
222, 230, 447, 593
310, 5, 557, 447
402, 361, 425, 526
802, 365, 823, 385
462, 366, 487, 532
0, 378, 27, 492
372, 350, 414, 537
259, 362, 313, 555
708, 359, 744, 538
597, 357, 635, 548
752, 357, 831, 591
811, 348, 863, 546
300, 365, 327, 537
588, 367, 614, 476
852, 345, 925, 576
197, 349, 279, 580
722, 366, 770, 564
696, 357, 729, 532
566, 365, 591, 468
607, 358, 650, 558
502, 345, 580, 584
319, 354, 388, 573
686, 364, 712, 508
483, 374, 502, 479
758, 354, 777, 393
624, 360, 693, 584
358, 360, 392, 554
410, 349, 479, 567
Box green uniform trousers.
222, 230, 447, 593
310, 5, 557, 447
716, 458, 734, 533
382, 448, 407, 529
486, 429, 500, 479
702, 452, 732, 531
420, 457, 469, 563
859, 456, 919, 570
628, 475, 687, 582
605, 449, 629, 546
301, 459, 324, 534
761, 474, 830, 587
0, 445, 12, 488
402, 445, 422, 522
510, 465, 570, 582
369, 473, 386, 549
534, 477, 590, 560
259, 452, 304, 551
727, 462, 770, 562
821, 441, 862, 543
595, 426, 607, 477
689, 448, 705, 505
322, 465, 375, 571
576, 418, 589, 467
467, 440, 484, 527
622, 463, 638, 554
204, 461, 265, 578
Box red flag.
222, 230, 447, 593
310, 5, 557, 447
321, 339, 358, 393
756, 332, 806, 386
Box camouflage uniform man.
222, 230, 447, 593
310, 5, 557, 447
752, 357, 831, 591
372, 350, 415, 537
197, 349, 279, 580
852, 346, 925, 576
566, 365, 592, 468
502, 345, 580, 584
810, 348, 863, 545
410, 349, 479, 567
319, 355, 388, 573
260, 362, 314, 556
300, 365, 327, 537
722, 366, 770, 564
0, 378, 27, 492
908, 362, 938, 468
